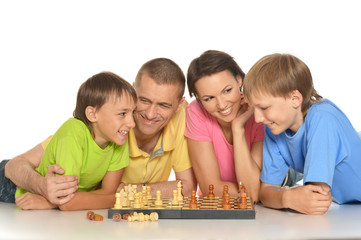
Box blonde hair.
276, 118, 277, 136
244, 53, 322, 115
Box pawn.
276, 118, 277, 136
222, 193, 232, 209
154, 190, 163, 207
189, 190, 197, 209
133, 192, 141, 208
171, 189, 179, 205
146, 186, 152, 199
142, 186, 148, 206
222, 185, 229, 202
207, 184, 215, 198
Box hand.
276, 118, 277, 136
40, 164, 79, 205
285, 185, 332, 215
232, 94, 254, 131
15, 192, 57, 210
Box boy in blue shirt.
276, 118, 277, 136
244, 53, 361, 215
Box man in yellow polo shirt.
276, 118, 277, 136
4, 58, 196, 205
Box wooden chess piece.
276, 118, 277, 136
114, 192, 123, 209
172, 189, 179, 205
222, 192, 232, 209
154, 190, 163, 207
189, 190, 197, 209
208, 184, 215, 198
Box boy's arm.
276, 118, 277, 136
58, 169, 124, 211
260, 182, 332, 215
5, 143, 78, 205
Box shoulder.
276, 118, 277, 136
186, 100, 211, 122
53, 118, 90, 141
306, 99, 347, 125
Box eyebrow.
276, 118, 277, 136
200, 84, 233, 99
139, 96, 173, 108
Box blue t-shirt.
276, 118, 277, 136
261, 99, 361, 204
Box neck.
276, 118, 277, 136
133, 127, 162, 155
217, 121, 233, 145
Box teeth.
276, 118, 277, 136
220, 107, 231, 114
119, 130, 128, 135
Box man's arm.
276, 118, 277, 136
58, 169, 124, 210
259, 182, 332, 215
5, 143, 78, 205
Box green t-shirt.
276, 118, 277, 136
15, 118, 129, 197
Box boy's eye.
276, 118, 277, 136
119, 112, 126, 116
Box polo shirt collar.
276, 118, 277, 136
128, 122, 176, 158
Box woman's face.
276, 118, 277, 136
195, 70, 243, 124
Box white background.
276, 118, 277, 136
1, 0, 360, 159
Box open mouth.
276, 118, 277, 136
219, 106, 232, 116
118, 130, 128, 135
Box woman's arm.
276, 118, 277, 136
233, 129, 262, 202
187, 138, 239, 197
232, 102, 263, 202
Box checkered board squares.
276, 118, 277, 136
108, 197, 255, 219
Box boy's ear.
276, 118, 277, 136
290, 90, 303, 108
85, 106, 97, 123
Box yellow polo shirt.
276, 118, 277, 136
40, 102, 191, 184
122, 102, 191, 184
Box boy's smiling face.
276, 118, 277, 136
249, 90, 304, 135
90, 92, 136, 149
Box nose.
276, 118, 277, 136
254, 108, 264, 123
127, 114, 136, 129
144, 104, 157, 120
216, 96, 226, 109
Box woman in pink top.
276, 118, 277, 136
185, 50, 264, 202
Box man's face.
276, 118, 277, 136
134, 75, 184, 137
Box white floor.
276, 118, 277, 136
1, 201, 361, 240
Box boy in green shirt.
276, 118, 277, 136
14, 71, 137, 210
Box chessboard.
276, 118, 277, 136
108, 196, 255, 219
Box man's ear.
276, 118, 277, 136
85, 106, 97, 123
176, 97, 185, 112
290, 90, 303, 108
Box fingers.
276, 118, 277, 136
306, 184, 329, 195
44, 174, 78, 205
46, 181, 78, 205
46, 164, 65, 176
57, 193, 75, 205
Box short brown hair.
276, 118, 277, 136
134, 58, 185, 100
73, 71, 137, 134
244, 53, 322, 115
187, 50, 245, 98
